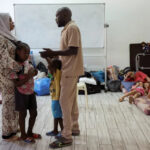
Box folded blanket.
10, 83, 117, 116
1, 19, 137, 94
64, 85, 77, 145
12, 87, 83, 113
79, 77, 97, 85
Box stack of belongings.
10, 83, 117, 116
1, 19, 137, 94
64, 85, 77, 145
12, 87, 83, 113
78, 71, 101, 95
107, 65, 121, 92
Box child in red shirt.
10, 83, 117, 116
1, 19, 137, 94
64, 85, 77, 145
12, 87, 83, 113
124, 71, 150, 82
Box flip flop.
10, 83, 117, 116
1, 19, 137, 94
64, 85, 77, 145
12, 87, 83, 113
32, 133, 42, 139
24, 137, 35, 143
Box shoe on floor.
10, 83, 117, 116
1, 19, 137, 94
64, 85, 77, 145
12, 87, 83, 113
46, 131, 58, 136
49, 137, 72, 149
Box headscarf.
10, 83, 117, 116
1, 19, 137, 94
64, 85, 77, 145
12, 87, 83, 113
0, 13, 16, 41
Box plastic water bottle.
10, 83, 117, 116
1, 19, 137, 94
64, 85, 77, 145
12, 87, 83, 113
29, 51, 36, 68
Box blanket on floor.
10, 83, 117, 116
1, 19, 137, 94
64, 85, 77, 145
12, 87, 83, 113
134, 96, 150, 115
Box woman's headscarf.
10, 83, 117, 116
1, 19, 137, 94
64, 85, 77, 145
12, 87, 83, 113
0, 13, 16, 41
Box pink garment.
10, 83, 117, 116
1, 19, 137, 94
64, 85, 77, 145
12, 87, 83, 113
10, 61, 34, 95
135, 87, 145, 96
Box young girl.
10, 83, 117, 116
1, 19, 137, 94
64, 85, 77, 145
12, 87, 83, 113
46, 58, 63, 136
119, 82, 145, 104
144, 82, 150, 98
9, 42, 41, 143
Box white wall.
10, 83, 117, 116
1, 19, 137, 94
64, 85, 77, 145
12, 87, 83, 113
1, 0, 150, 70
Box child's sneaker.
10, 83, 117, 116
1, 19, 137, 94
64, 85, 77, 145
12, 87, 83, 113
46, 131, 58, 136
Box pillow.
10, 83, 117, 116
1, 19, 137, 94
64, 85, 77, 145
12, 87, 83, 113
121, 81, 135, 92
79, 77, 97, 85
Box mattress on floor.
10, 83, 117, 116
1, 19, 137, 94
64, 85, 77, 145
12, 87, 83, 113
134, 96, 150, 115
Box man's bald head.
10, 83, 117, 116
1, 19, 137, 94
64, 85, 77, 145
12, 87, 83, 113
55, 7, 72, 27
57, 7, 72, 18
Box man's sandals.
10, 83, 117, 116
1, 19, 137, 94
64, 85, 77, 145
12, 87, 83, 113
24, 137, 35, 143
49, 137, 72, 149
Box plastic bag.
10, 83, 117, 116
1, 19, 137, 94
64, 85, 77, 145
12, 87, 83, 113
36, 62, 48, 74
91, 71, 105, 82
34, 77, 51, 96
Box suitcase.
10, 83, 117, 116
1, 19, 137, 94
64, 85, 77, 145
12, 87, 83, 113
130, 43, 150, 76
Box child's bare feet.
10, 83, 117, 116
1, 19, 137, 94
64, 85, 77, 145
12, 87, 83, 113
129, 96, 134, 104
119, 98, 124, 102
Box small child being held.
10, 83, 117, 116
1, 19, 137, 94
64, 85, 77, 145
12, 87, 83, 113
119, 81, 145, 104
10, 42, 41, 143
46, 57, 63, 136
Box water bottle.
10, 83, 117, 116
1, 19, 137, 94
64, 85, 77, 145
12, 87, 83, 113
29, 51, 36, 67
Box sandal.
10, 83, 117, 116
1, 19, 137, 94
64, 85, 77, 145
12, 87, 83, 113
32, 133, 42, 139
24, 137, 35, 143
49, 140, 72, 149
49, 137, 72, 149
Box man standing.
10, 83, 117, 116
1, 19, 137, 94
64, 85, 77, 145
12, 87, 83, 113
40, 7, 84, 148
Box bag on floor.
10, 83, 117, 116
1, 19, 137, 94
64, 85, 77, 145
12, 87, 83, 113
107, 79, 121, 92
34, 77, 51, 96
79, 82, 101, 95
